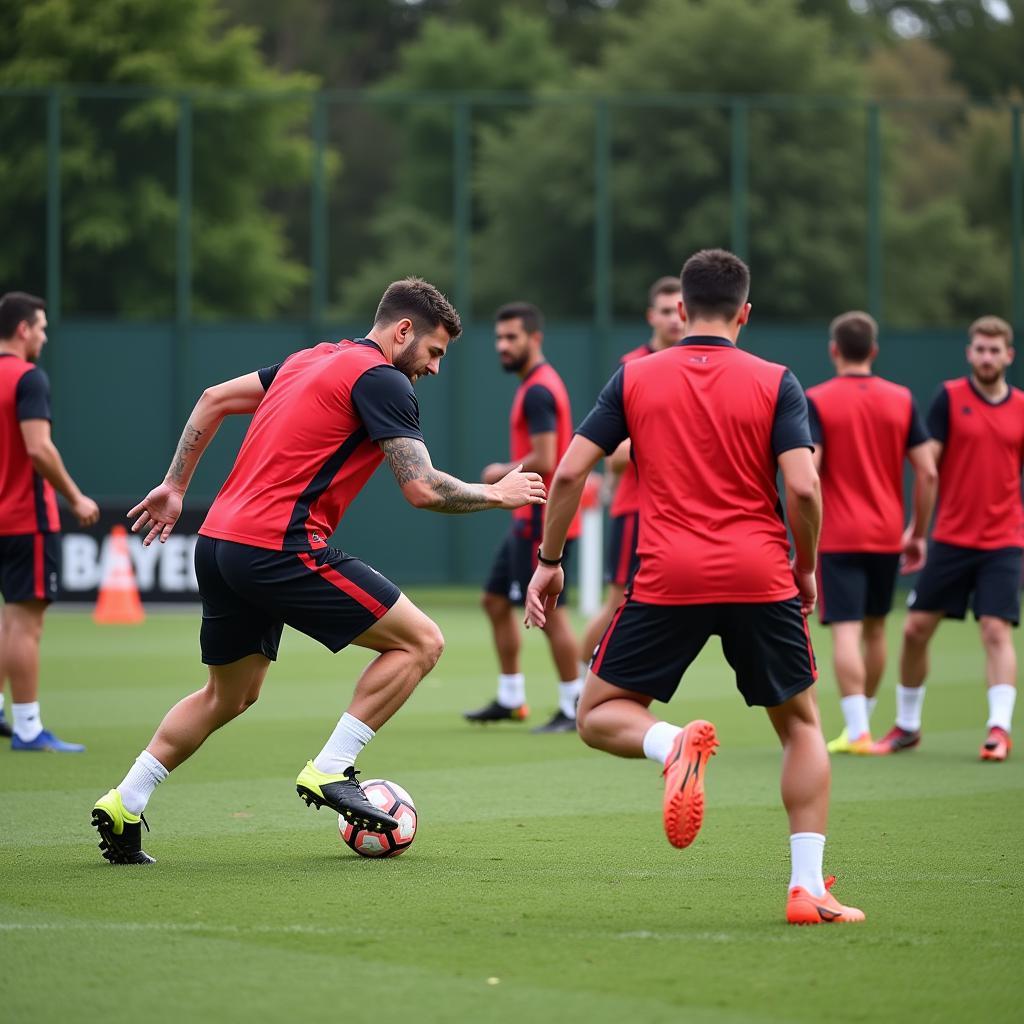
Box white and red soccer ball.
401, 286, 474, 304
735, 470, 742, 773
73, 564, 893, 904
339, 779, 417, 858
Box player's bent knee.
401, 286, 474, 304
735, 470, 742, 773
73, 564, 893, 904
416, 621, 445, 671
903, 614, 935, 645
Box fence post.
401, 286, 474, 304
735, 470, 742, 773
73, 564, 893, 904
867, 102, 883, 322
311, 92, 328, 337
593, 98, 613, 379
46, 89, 61, 326
175, 94, 193, 428
1012, 103, 1022, 333
730, 99, 749, 261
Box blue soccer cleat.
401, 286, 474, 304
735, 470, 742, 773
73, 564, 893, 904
11, 728, 85, 752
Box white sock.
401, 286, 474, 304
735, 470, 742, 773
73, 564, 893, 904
313, 712, 374, 775
117, 750, 169, 815
866, 696, 878, 720
558, 678, 582, 718
642, 721, 683, 765
497, 673, 526, 709
840, 695, 869, 739
986, 684, 1016, 732
12, 701, 43, 742
789, 832, 826, 896
896, 685, 926, 732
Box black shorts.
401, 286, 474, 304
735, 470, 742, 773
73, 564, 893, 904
606, 511, 640, 588
0, 532, 60, 604
195, 536, 401, 665
818, 552, 900, 624
591, 597, 817, 708
908, 541, 1022, 625
484, 528, 574, 607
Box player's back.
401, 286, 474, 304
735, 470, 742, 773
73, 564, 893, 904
623, 338, 801, 604
805, 374, 917, 553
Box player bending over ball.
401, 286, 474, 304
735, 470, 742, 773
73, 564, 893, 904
91, 278, 545, 864
525, 249, 864, 925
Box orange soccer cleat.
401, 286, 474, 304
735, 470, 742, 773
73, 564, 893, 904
786, 875, 865, 925
872, 725, 921, 755
662, 719, 718, 849
979, 726, 1012, 762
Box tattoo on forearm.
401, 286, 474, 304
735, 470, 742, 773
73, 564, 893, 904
380, 437, 492, 513
168, 423, 205, 483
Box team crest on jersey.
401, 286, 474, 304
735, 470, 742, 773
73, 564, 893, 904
688, 355, 709, 364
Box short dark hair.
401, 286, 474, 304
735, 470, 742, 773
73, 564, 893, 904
680, 249, 750, 321
373, 277, 462, 339
648, 276, 682, 308
0, 292, 46, 341
830, 311, 878, 362
969, 315, 1013, 346
495, 302, 544, 334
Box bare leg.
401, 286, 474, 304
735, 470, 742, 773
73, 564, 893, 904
542, 606, 582, 683
581, 584, 625, 668
979, 616, 1017, 688
862, 616, 887, 701
482, 592, 520, 675
576, 670, 656, 757
766, 688, 830, 835
900, 610, 943, 688
831, 621, 865, 698
1, 601, 47, 704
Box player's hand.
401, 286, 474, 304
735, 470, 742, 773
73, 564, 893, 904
71, 494, 100, 527
900, 530, 927, 575
524, 563, 564, 629
791, 559, 817, 617
128, 483, 184, 546
491, 464, 546, 509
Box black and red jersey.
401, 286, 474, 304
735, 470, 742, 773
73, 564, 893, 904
806, 374, 927, 553
927, 377, 1024, 550
509, 361, 580, 540
0, 353, 60, 535
576, 337, 811, 604
200, 339, 423, 552
609, 343, 654, 518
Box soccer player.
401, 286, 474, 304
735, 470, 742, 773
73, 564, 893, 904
876, 316, 1023, 761
91, 279, 545, 864
525, 250, 864, 924
805, 312, 937, 755
465, 303, 582, 734
580, 277, 685, 665
0, 292, 99, 751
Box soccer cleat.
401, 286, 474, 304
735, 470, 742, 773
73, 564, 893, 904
11, 728, 85, 752
872, 725, 921, 755
91, 789, 155, 865
530, 709, 577, 734
787, 875, 865, 925
826, 727, 849, 754
980, 726, 1012, 762
463, 699, 529, 724
296, 761, 399, 833
0, 711, 11, 738
662, 719, 718, 849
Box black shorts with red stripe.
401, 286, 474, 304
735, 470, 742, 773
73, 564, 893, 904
591, 596, 817, 708
606, 511, 640, 588
194, 536, 400, 665
0, 532, 60, 603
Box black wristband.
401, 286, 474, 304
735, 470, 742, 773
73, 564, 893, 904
536, 548, 563, 567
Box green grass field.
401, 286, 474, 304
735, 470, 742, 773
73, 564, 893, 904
2, 594, 1021, 1023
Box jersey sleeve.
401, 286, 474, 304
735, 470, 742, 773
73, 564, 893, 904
925, 386, 949, 444
772, 370, 813, 456
258, 362, 283, 390
576, 366, 628, 454
906, 395, 929, 448
350, 365, 425, 443
805, 394, 823, 447
14, 367, 52, 421
522, 384, 557, 435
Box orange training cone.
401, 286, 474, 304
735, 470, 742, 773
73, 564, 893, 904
93, 525, 145, 624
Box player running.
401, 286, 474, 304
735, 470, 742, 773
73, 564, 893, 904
579, 277, 685, 667
876, 316, 1023, 762
805, 312, 936, 754
91, 278, 545, 864
525, 249, 864, 924
465, 303, 582, 734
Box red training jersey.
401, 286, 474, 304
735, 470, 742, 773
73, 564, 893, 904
0, 353, 60, 535
805, 374, 927, 553
201, 339, 424, 552
609, 343, 654, 518
927, 377, 1024, 550
576, 337, 812, 604
509, 361, 580, 540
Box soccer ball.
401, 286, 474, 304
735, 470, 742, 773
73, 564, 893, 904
339, 779, 417, 858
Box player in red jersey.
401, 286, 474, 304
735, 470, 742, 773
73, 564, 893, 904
580, 277, 685, 666
91, 279, 545, 864
877, 316, 1023, 762
526, 250, 863, 924
805, 312, 936, 755
466, 303, 583, 733
0, 292, 99, 752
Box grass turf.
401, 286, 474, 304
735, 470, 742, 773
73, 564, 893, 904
1, 594, 1021, 1023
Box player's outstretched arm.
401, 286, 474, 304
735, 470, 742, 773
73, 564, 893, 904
129, 372, 267, 546
778, 447, 821, 617
379, 436, 546, 514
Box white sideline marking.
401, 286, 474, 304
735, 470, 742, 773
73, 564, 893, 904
0, 921, 363, 937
